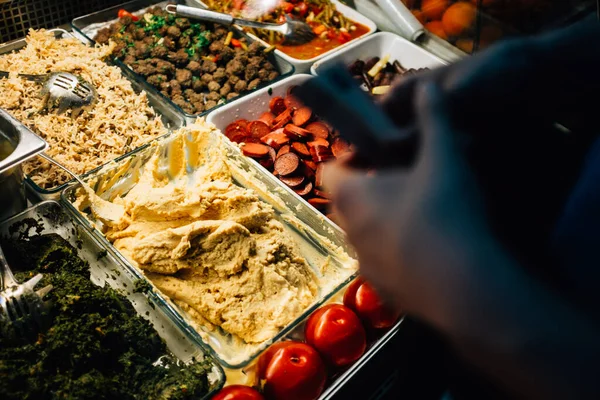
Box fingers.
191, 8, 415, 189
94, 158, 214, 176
322, 161, 366, 231
415, 82, 460, 167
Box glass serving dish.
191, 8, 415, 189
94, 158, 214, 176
61, 126, 359, 368
71, 0, 295, 124
0, 200, 225, 398
0, 29, 185, 200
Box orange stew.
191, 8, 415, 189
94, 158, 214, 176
276, 21, 370, 60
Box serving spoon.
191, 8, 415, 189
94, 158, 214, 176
38, 153, 125, 225
166, 4, 315, 45
0, 71, 97, 115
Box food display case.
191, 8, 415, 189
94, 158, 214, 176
3, 0, 594, 398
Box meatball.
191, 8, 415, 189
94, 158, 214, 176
169, 49, 189, 66
247, 41, 263, 57
167, 25, 181, 38
175, 69, 193, 88
248, 78, 261, 90
233, 53, 248, 64
226, 59, 244, 75
160, 81, 171, 93
156, 59, 175, 75
192, 78, 205, 92
187, 61, 201, 74
212, 67, 226, 83
234, 80, 247, 93
209, 40, 224, 54
268, 71, 279, 81
244, 65, 259, 81
207, 81, 221, 92
146, 74, 168, 86
263, 61, 275, 71
184, 88, 196, 99
123, 55, 136, 65
96, 28, 110, 44
113, 41, 126, 56
170, 80, 183, 96
194, 102, 205, 114
179, 36, 191, 49
207, 92, 220, 102
219, 83, 232, 97
219, 46, 235, 63
163, 36, 177, 51
133, 28, 146, 40
172, 95, 195, 114
143, 36, 155, 46
135, 43, 150, 58
201, 74, 213, 84
112, 22, 124, 33
201, 59, 217, 73
214, 27, 228, 39
226, 92, 239, 101
257, 68, 269, 80
205, 100, 218, 110
133, 61, 156, 76
147, 74, 168, 86
175, 18, 191, 30
158, 25, 169, 36
228, 75, 240, 86
151, 45, 168, 58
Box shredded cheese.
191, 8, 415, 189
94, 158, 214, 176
0, 30, 167, 189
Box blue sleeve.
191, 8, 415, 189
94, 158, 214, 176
552, 136, 600, 310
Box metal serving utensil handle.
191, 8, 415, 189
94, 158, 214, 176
166, 4, 235, 26
166, 4, 287, 33
0, 244, 19, 291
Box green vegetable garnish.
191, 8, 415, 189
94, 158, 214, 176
0, 234, 213, 399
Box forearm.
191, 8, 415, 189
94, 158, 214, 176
430, 235, 600, 399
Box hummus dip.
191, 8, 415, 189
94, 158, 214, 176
85, 121, 318, 344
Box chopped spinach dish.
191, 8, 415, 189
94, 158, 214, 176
0, 233, 213, 399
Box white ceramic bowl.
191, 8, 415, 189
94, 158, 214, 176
311, 31, 447, 76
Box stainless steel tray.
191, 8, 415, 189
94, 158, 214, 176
71, 0, 295, 124
61, 125, 358, 368
0, 200, 225, 398
0, 29, 185, 200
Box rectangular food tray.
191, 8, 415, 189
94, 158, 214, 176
0, 200, 225, 398
192, 0, 377, 73
0, 29, 186, 200
311, 31, 447, 75
71, 0, 295, 124
61, 125, 358, 368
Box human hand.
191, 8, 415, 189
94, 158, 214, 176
373, 20, 600, 273
324, 82, 493, 326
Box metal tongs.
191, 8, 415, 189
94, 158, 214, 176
165, 4, 315, 45
294, 64, 417, 167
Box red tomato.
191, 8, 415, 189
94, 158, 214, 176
343, 277, 401, 330
305, 304, 366, 367
117, 9, 139, 22
295, 2, 309, 17
259, 341, 326, 400
233, 0, 246, 10
212, 385, 264, 400
281, 1, 295, 13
